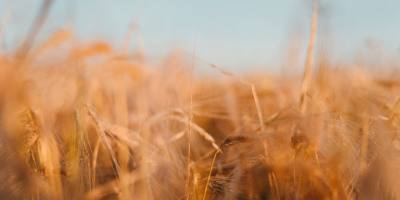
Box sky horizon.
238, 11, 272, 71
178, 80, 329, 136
1, 0, 400, 71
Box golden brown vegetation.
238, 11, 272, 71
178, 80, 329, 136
1, 28, 400, 200
0, 1, 400, 198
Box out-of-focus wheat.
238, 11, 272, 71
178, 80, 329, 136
1, 16, 400, 200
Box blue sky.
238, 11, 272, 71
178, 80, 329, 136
1, 0, 400, 70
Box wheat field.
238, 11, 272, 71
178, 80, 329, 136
1, 1, 400, 200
